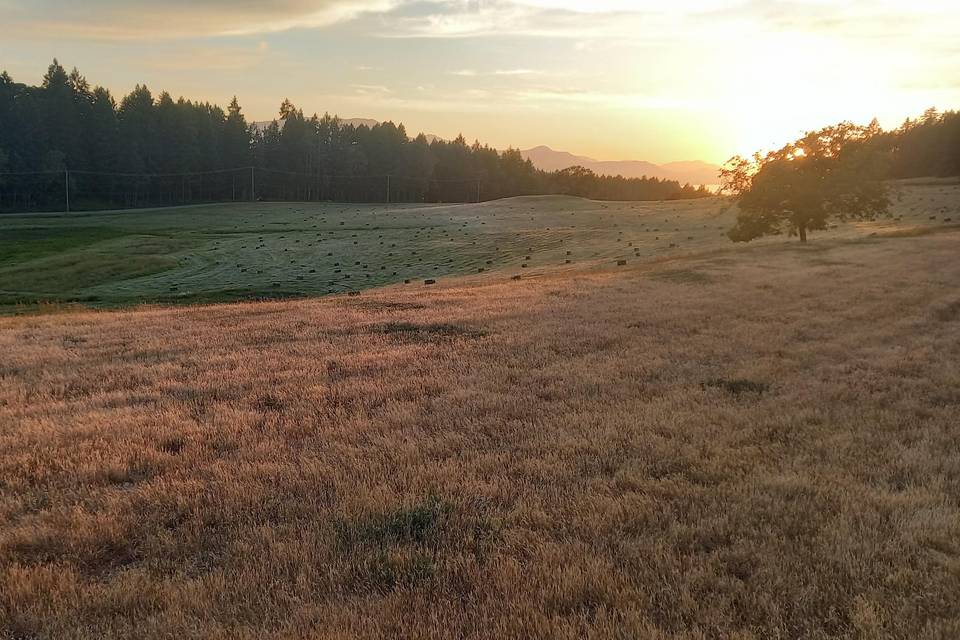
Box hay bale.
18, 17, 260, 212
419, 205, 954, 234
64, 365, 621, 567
424, 279, 436, 285
617, 260, 627, 266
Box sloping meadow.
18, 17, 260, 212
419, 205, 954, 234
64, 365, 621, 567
1, 231, 959, 638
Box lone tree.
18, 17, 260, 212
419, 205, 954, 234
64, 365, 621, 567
721, 121, 890, 243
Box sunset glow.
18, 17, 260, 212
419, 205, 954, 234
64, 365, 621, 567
1, 1, 958, 163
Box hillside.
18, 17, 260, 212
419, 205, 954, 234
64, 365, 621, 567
3, 182, 958, 312
2, 220, 959, 638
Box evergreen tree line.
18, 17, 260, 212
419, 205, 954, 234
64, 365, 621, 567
884, 108, 960, 179
3, 61, 958, 213
719, 110, 960, 245
0, 61, 710, 212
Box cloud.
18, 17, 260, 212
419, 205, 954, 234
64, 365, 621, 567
5, 0, 959, 47
494, 69, 541, 76
0, 0, 400, 39
139, 42, 275, 72
449, 68, 542, 77
351, 84, 393, 97
380, 0, 960, 45
327, 80, 704, 116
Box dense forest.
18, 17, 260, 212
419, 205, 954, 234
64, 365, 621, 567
0, 61, 710, 212
886, 108, 960, 179
3, 61, 959, 213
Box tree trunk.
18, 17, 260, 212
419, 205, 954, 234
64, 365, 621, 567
799, 225, 808, 243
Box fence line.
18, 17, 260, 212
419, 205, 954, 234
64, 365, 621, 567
0, 166, 488, 213
0, 166, 485, 183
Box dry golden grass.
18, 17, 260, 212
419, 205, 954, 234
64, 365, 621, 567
2, 228, 960, 639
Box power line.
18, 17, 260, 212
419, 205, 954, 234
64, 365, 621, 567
0, 166, 486, 185
0, 165, 488, 213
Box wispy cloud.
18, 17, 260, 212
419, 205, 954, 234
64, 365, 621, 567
2, 0, 957, 164
0, 0, 400, 39
139, 42, 275, 72
351, 84, 393, 97
449, 68, 543, 77
5, 0, 960, 48
329, 81, 703, 115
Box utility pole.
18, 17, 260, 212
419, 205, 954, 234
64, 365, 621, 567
64, 169, 70, 212
386, 175, 391, 204
250, 166, 256, 202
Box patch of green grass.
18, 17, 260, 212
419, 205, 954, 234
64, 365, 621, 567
375, 322, 488, 342
349, 550, 437, 594
0, 234, 189, 302
0, 225, 125, 266
703, 378, 770, 397
336, 499, 450, 594
337, 498, 451, 548
5, 188, 936, 315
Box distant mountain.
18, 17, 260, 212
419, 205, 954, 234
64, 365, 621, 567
520, 146, 720, 185
246, 125, 715, 184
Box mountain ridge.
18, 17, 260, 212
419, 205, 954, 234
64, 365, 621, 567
520, 145, 720, 185
250, 122, 719, 185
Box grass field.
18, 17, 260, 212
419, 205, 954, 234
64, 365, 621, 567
1, 180, 958, 312
1, 184, 960, 638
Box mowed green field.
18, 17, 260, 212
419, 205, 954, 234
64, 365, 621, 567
1, 182, 958, 312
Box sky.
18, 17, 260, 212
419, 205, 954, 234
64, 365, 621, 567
1, 0, 959, 164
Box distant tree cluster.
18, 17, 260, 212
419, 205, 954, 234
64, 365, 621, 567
0, 61, 710, 211
720, 108, 960, 243
887, 108, 960, 179
721, 121, 891, 243
0, 63, 249, 176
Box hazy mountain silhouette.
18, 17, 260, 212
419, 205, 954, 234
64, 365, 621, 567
250, 123, 718, 184
521, 146, 720, 185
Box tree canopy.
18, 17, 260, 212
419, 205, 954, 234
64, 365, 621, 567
0, 60, 710, 211
721, 121, 891, 243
